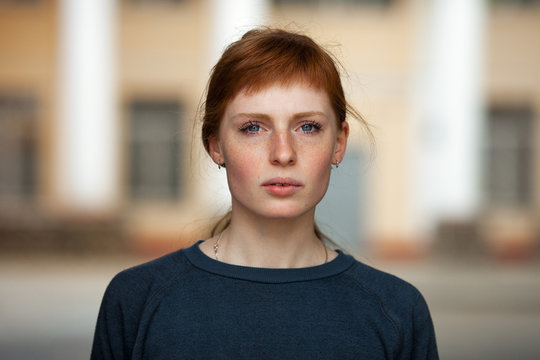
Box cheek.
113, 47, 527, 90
313, 159, 332, 191
300, 148, 333, 199
303, 142, 334, 174
222, 142, 263, 189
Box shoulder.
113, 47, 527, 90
103, 247, 193, 309
341, 258, 428, 327
341, 259, 439, 358
92, 247, 196, 359
343, 259, 422, 301
336, 257, 438, 358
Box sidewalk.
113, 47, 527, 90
1, 254, 539, 360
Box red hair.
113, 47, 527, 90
201, 28, 367, 153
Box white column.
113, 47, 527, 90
411, 0, 487, 235
199, 0, 270, 212
210, 0, 271, 64
57, 0, 118, 213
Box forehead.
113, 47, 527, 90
225, 83, 333, 116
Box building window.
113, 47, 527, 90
485, 106, 534, 207
126, 0, 184, 5
273, 0, 392, 5
490, 0, 539, 5
0, 95, 38, 203
128, 100, 182, 201
0, 0, 41, 6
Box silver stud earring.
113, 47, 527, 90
217, 159, 225, 170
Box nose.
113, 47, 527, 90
270, 130, 297, 166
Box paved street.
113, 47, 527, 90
1, 254, 539, 360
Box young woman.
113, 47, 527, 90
91, 28, 438, 359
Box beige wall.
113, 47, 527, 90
1, 0, 539, 255
482, 4, 540, 256
117, 0, 424, 250
0, 0, 57, 214
488, 4, 540, 212
271, 1, 420, 247
118, 1, 214, 248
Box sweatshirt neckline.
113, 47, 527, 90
182, 240, 355, 284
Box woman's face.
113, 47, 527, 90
209, 83, 348, 221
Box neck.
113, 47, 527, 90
215, 208, 329, 268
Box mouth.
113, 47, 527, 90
261, 177, 303, 196
262, 177, 303, 187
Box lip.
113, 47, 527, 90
261, 177, 303, 196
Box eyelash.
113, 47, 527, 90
238, 120, 323, 135
299, 121, 322, 134
239, 121, 262, 134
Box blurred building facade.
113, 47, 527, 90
0, 0, 539, 259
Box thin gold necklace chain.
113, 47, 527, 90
213, 232, 329, 264
213, 231, 223, 260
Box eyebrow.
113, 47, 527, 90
232, 111, 327, 121
232, 113, 270, 121
293, 111, 327, 119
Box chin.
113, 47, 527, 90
257, 205, 316, 221
232, 196, 321, 222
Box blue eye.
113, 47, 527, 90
299, 121, 321, 134
240, 121, 262, 134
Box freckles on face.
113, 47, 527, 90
221, 139, 262, 192
215, 83, 344, 219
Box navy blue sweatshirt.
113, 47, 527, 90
91, 241, 438, 359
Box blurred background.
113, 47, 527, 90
0, 0, 539, 359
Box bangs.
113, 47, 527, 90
211, 28, 342, 105
234, 46, 337, 95
238, 66, 330, 98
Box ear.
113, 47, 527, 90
208, 135, 224, 165
334, 121, 349, 162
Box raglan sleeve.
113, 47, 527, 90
409, 292, 439, 360
90, 271, 147, 360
